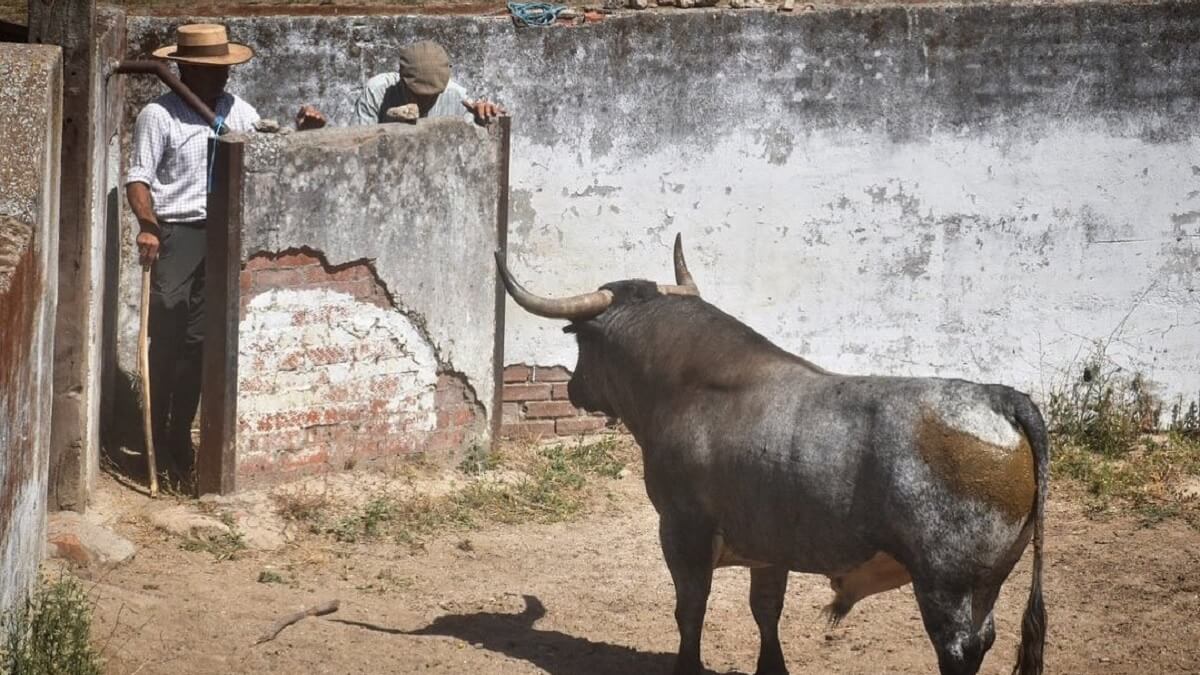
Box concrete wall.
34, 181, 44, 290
28, 2, 123, 511
224, 119, 503, 487
125, 2, 1200, 409
0, 44, 60, 615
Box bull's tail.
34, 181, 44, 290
1010, 393, 1048, 675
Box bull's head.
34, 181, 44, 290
495, 234, 699, 418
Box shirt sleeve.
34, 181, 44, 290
354, 76, 386, 126
126, 104, 166, 186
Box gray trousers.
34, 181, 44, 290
149, 220, 205, 474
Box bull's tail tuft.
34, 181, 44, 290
1010, 392, 1048, 675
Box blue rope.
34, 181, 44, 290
207, 115, 226, 193
508, 1, 567, 27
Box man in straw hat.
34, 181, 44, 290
353, 40, 502, 125
125, 23, 262, 483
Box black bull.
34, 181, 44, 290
495, 235, 1047, 675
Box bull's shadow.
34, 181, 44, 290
333, 594, 743, 675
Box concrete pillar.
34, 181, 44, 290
27, 0, 99, 512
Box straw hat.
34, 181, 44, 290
152, 23, 254, 66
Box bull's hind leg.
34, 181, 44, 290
913, 583, 999, 675
749, 566, 790, 675
660, 518, 715, 675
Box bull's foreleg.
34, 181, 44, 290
749, 566, 790, 675
660, 518, 715, 675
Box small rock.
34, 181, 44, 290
46, 512, 136, 568
627, 0, 649, 8
148, 505, 230, 541
779, 0, 795, 10
617, 468, 632, 479
385, 104, 419, 124
237, 519, 287, 551
656, 0, 675, 5
1173, 477, 1200, 500
253, 118, 281, 133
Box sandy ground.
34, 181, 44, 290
74, 461, 1200, 675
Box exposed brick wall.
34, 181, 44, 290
501, 364, 616, 440
236, 251, 486, 488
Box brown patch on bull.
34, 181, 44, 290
822, 552, 912, 626
916, 408, 1036, 522
711, 531, 772, 569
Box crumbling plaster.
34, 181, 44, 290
124, 4, 1200, 403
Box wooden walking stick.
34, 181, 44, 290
139, 264, 159, 497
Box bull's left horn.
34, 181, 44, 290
672, 233, 699, 294
494, 252, 614, 320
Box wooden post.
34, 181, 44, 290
27, 0, 99, 512
198, 138, 243, 496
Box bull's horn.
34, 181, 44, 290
673, 233, 699, 293
494, 252, 614, 320
656, 283, 700, 296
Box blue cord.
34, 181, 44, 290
207, 115, 226, 193
508, 1, 567, 27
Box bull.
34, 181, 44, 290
494, 235, 1047, 675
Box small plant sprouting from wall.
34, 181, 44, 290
1046, 350, 1161, 457
0, 574, 103, 675
1047, 344, 1200, 529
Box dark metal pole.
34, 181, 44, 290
112, 59, 218, 129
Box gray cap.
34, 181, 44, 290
398, 41, 451, 97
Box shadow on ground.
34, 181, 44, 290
332, 594, 746, 675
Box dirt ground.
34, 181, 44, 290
61, 447, 1200, 675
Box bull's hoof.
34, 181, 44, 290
755, 639, 788, 675
671, 660, 705, 675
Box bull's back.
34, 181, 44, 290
687, 374, 1036, 576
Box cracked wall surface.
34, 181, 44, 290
0, 45, 60, 616
238, 254, 441, 485
227, 121, 502, 483
125, 5, 1200, 403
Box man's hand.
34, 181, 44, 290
295, 105, 328, 131
137, 231, 160, 267
463, 99, 505, 125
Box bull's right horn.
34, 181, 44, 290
673, 233, 699, 294
494, 252, 614, 320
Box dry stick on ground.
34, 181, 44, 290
254, 600, 341, 645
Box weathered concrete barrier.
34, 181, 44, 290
200, 119, 507, 491
0, 44, 61, 616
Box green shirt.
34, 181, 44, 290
353, 72, 470, 125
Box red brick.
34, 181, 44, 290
243, 255, 275, 271
503, 364, 532, 383
436, 381, 468, 406
271, 252, 322, 269
427, 428, 467, 452
253, 267, 303, 289
551, 383, 571, 400
503, 383, 552, 402
327, 264, 372, 283
437, 404, 479, 429
524, 400, 578, 419
502, 402, 522, 424
534, 366, 572, 382
501, 420, 556, 440
556, 417, 608, 435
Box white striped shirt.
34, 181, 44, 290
126, 91, 259, 222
